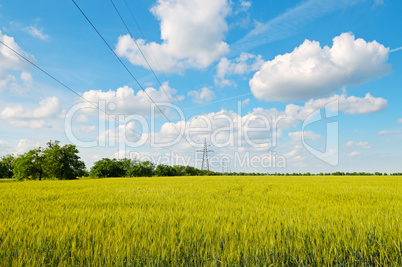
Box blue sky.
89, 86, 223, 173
0, 0, 401, 173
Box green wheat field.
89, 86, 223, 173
0, 176, 401, 266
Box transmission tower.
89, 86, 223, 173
197, 138, 213, 171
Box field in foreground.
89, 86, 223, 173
0, 176, 401, 266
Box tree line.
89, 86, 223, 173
0, 141, 86, 180
0, 141, 401, 180
89, 158, 221, 178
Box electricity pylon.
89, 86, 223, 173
197, 138, 213, 171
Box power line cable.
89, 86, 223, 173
109, 0, 174, 106
71, 0, 182, 136
0, 38, 253, 169
121, 0, 171, 84
0, 39, 178, 155
119, 0, 252, 114
0, 40, 88, 105
110, 0, 250, 115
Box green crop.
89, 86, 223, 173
0, 176, 401, 266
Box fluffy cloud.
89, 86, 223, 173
250, 33, 390, 101
14, 139, 40, 155
114, 150, 131, 160
1, 96, 62, 128
25, 26, 49, 40
91, 90, 387, 169
346, 141, 371, 149
188, 87, 215, 104
115, 0, 230, 72
111, 94, 329, 150
96, 121, 148, 147
338, 93, 387, 114
398, 118, 402, 124
0, 31, 33, 93
299, 93, 387, 116
80, 82, 183, 117
114, 92, 387, 148
215, 52, 264, 87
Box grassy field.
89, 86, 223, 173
0, 176, 401, 266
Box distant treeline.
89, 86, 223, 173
0, 141, 401, 180
89, 158, 220, 178
265, 172, 402, 176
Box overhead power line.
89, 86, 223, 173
116, 0, 252, 113
121, 0, 171, 85
71, 0, 182, 136
109, 0, 174, 106
0, 39, 179, 155
0, 40, 83, 101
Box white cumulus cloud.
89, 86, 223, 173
337, 93, 387, 115
14, 139, 40, 155
294, 93, 387, 117
0, 31, 34, 93
250, 32, 390, 102
115, 0, 230, 72
188, 87, 216, 104
1, 96, 62, 128
80, 82, 183, 117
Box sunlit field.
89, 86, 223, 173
0, 176, 401, 266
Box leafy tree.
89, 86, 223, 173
127, 160, 155, 177
173, 165, 186, 176
0, 154, 15, 178
0, 162, 8, 178
13, 148, 46, 181
90, 158, 127, 178
12, 141, 86, 181
155, 164, 178, 177
42, 141, 86, 180
183, 166, 200, 176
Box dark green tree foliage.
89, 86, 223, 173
127, 160, 155, 177
13, 148, 45, 181
43, 141, 86, 180
155, 164, 178, 177
90, 158, 128, 178
173, 165, 186, 176
0, 155, 14, 178
12, 141, 86, 181
0, 163, 6, 178
183, 166, 199, 176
